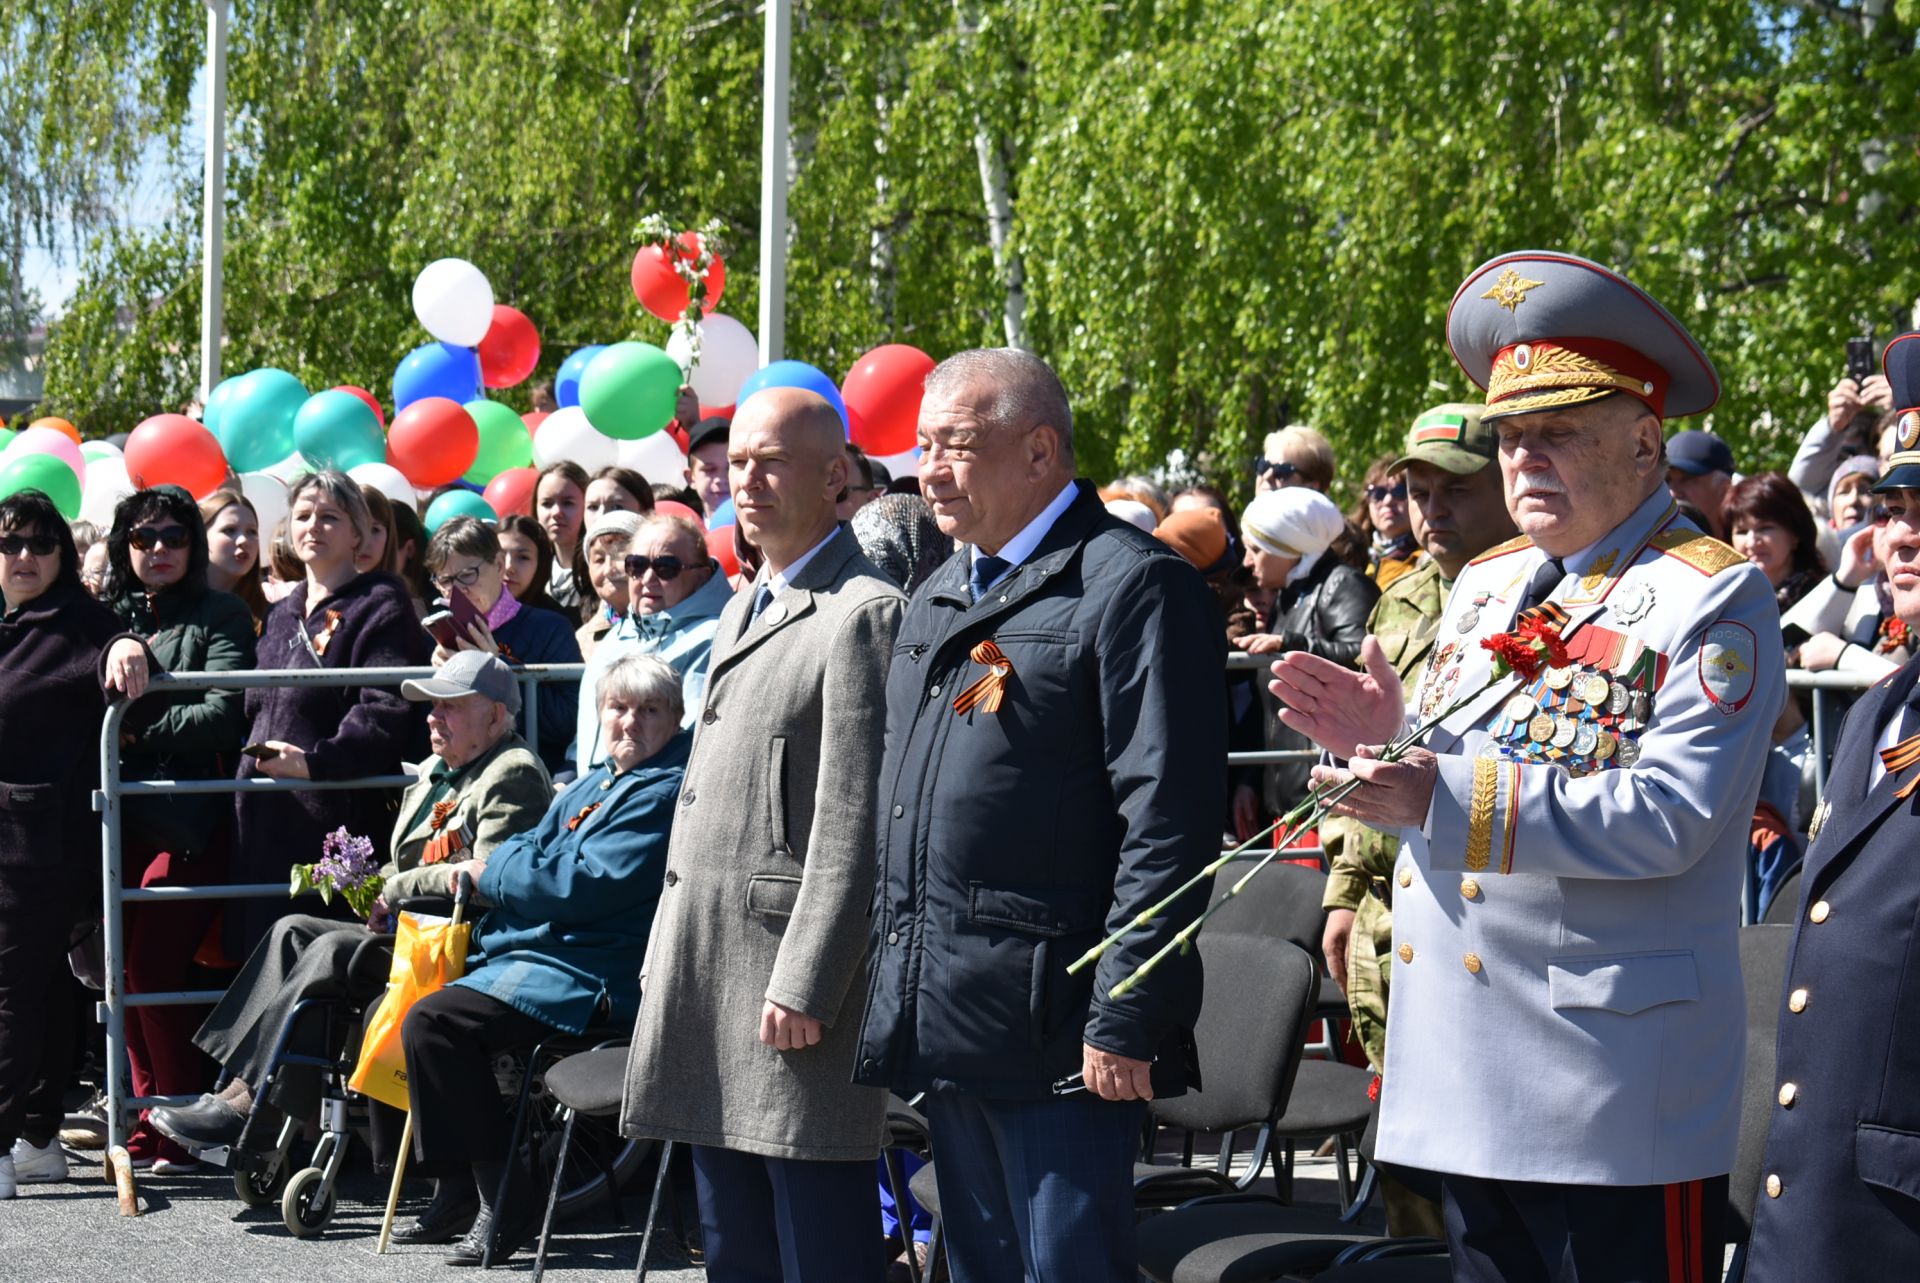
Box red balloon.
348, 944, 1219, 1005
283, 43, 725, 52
657, 500, 706, 531
331, 384, 386, 428
631, 232, 727, 323
842, 344, 935, 457
387, 397, 479, 488
521, 411, 550, 435
705, 523, 739, 577
699, 402, 734, 420
477, 305, 541, 389
483, 466, 540, 519
125, 414, 228, 499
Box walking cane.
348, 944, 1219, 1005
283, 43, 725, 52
377, 873, 473, 1254
634, 1138, 675, 1283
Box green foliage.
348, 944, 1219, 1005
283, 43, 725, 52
13, 0, 1920, 507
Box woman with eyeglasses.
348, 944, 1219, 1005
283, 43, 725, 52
227, 469, 431, 961
1354, 453, 1420, 589
97, 484, 259, 1172
573, 511, 732, 775
424, 517, 581, 775
0, 489, 160, 1196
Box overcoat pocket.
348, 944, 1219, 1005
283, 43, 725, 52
746, 873, 801, 921
1547, 950, 1699, 1015
766, 736, 791, 855
1857, 1123, 1920, 1203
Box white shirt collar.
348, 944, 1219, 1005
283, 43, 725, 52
762, 525, 841, 601
969, 480, 1080, 589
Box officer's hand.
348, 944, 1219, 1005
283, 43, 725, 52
1797, 632, 1848, 671
1837, 524, 1877, 589
1082, 1043, 1154, 1102
1829, 378, 1862, 431
1323, 908, 1355, 992
760, 1000, 824, 1052
1312, 744, 1438, 830
1270, 637, 1406, 758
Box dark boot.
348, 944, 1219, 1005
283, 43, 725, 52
445, 1156, 536, 1267
391, 1173, 480, 1245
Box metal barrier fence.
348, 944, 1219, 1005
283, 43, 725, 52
89, 655, 1876, 1149
93, 662, 586, 1153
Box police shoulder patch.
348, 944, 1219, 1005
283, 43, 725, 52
1698, 619, 1759, 715
1469, 534, 1535, 566
1650, 529, 1746, 576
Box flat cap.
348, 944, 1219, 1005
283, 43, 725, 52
1447, 251, 1719, 422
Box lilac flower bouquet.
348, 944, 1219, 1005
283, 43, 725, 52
289, 827, 385, 918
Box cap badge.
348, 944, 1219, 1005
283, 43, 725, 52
1899, 410, 1920, 452
1412, 409, 1467, 443
1481, 268, 1545, 312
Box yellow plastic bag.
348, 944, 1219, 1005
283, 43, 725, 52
348, 911, 472, 1111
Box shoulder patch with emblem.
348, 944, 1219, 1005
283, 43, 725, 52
1649, 529, 1746, 576
1698, 620, 1759, 714
1469, 534, 1535, 566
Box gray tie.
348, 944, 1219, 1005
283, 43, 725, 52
1517, 557, 1565, 614
749, 584, 774, 623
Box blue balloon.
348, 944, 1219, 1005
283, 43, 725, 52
554, 345, 607, 409
393, 342, 481, 411
709, 497, 736, 528
202, 373, 245, 438
424, 488, 499, 532
735, 360, 850, 436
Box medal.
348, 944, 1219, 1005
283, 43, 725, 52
1594, 729, 1617, 761
1551, 716, 1578, 749
1528, 713, 1557, 745
1456, 591, 1492, 634
1607, 682, 1630, 716
1579, 673, 1610, 705
1573, 722, 1598, 756
1615, 738, 1641, 767
1504, 694, 1538, 723
1545, 665, 1574, 691
1630, 691, 1650, 722
1613, 582, 1655, 625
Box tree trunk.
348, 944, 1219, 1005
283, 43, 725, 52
955, 1, 1026, 349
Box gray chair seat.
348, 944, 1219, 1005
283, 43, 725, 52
542, 1045, 629, 1115
1135, 1160, 1238, 1207
1271, 1060, 1374, 1137
1136, 1196, 1375, 1283
909, 1159, 942, 1216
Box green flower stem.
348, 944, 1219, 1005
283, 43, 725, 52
1088, 671, 1522, 993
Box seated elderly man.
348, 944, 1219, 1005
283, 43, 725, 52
150, 651, 551, 1156
400, 653, 691, 1265
572, 510, 732, 773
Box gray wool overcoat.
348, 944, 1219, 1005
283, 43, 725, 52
619, 528, 903, 1161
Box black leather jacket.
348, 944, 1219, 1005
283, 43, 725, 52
1245, 554, 1379, 812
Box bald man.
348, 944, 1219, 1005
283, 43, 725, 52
620, 388, 905, 1283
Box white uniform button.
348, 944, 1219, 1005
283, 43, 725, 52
1778, 1082, 1798, 1109
1765, 1173, 1782, 1198
1809, 900, 1831, 924
1788, 988, 1808, 1014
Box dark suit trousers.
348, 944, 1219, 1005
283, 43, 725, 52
1443, 1172, 1728, 1283
690, 1144, 884, 1283
0, 902, 73, 1151
923, 1090, 1146, 1283
401, 984, 555, 1173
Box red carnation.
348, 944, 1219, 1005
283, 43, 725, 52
1481, 631, 1544, 678
1514, 613, 1572, 669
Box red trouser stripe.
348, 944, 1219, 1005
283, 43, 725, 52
1664, 1178, 1702, 1283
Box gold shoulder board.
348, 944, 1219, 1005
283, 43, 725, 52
1469, 534, 1534, 566
1649, 529, 1746, 575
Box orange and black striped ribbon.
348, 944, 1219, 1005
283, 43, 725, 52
952, 641, 1013, 716
1880, 731, 1920, 800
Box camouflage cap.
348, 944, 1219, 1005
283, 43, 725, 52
1389, 402, 1495, 476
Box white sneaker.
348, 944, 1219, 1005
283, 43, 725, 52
0, 1153, 16, 1198
9, 1137, 68, 1183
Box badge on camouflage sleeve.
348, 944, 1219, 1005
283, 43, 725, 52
1698, 620, 1758, 715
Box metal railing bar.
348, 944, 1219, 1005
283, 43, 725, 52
113, 774, 416, 796
123, 883, 316, 903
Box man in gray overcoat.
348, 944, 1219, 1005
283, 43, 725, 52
620, 387, 903, 1283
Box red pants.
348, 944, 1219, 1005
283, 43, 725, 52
124, 837, 227, 1107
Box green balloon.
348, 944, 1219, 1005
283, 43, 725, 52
578, 341, 679, 441
0, 451, 82, 519
293, 389, 387, 471
424, 488, 498, 533
462, 399, 534, 484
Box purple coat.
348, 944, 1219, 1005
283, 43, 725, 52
0, 580, 123, 912
229, 571, 429, 954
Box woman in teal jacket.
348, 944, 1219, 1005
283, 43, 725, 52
399, 653, 687, 1264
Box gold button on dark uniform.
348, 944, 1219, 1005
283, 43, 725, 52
1463, 953, 1482, 974
1788, 989, 1808, 1013
1461, 878, 1481, 900
1765, 1174, 1782, 1198
1398, 944, 1414, 964
1809, 900, 1831, 924
1778, 1082, 1798, 1108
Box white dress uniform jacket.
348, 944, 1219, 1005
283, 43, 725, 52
1377, 486, 1784, 1185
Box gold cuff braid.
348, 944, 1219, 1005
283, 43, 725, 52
1465, 756, 1498, 872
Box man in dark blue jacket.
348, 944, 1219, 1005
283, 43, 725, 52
854, 348, 1225, 1282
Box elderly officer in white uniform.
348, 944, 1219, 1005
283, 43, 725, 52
1271, 251, 1784, 1283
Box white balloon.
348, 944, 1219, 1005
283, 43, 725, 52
411, 257, 495, 347
615, 431, 688, 485
348, 461, 418, 510
533, 405, 618, 471
79, 458, 134, 527
265, 451, 311, 484
238, 471, 292, 540
665, 313, 759, 407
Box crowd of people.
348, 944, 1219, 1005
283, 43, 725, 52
0, 249, 1917, 1282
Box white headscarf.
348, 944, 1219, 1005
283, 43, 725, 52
1240, 487, 1345, 560
1104, 498, 1157, 532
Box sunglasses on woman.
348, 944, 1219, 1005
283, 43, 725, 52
623, 554, 686, 581
129, 525, 191, 552
1253, 459, 1300, 481
0, 532, 59, 556
1366, 482, 1408, 503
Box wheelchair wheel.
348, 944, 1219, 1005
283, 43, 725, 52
233, 1160, 288, 1209
520, 1060, 650, 1220
281, 1166, 336, 1237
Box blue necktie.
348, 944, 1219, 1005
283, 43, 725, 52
970, 555, 1010, 603
1517, 557, 1564, 613
750, 584, 774, 623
